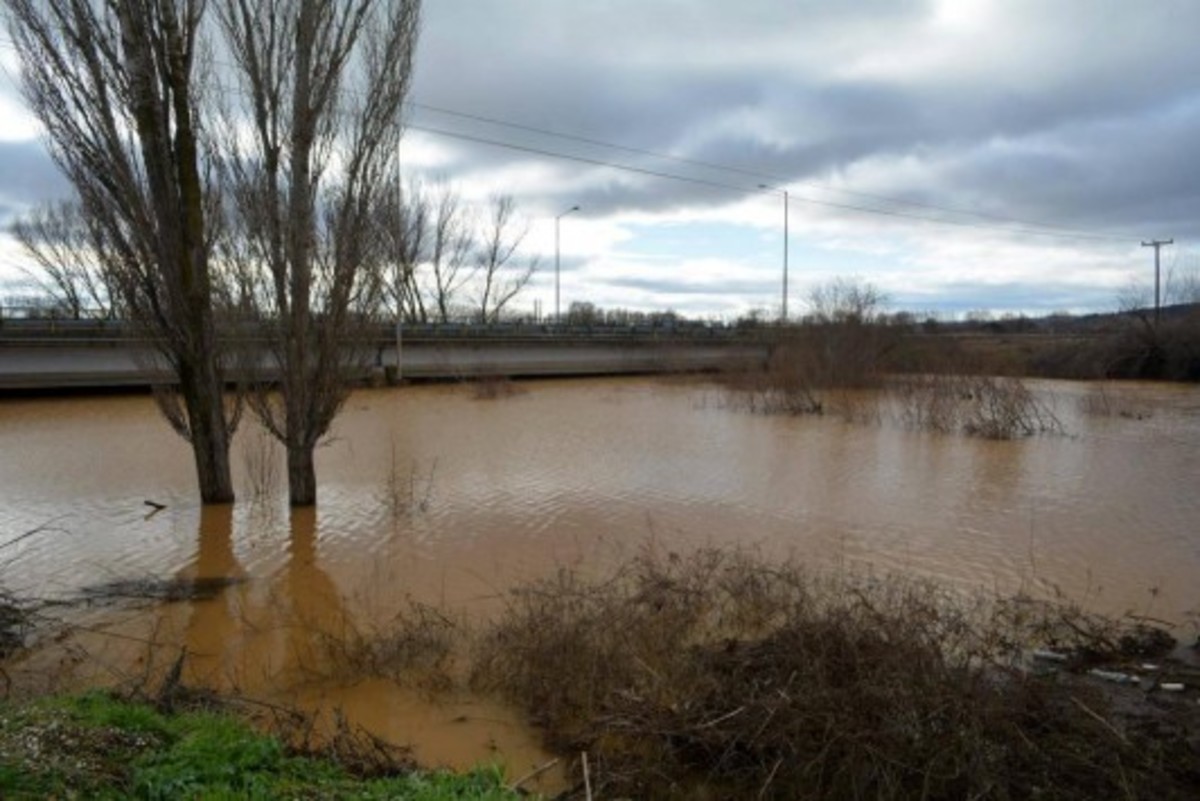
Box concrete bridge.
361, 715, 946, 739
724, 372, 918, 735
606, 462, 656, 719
0, 320, 771, 390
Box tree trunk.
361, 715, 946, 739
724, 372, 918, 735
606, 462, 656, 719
180, 360, 235, 503
287, 444, 318, 507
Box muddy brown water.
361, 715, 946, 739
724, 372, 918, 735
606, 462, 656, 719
1, 376, 1198, 785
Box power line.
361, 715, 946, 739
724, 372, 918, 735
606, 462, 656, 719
407, 122, 1130, 242
408, 99, 1120, 238
0, 34, 1136, 243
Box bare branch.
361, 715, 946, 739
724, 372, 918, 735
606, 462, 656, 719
7, 0, 237, 502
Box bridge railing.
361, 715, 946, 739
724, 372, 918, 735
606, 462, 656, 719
0, 312, 781, 343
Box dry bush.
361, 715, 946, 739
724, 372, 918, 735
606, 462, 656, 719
961, 376, 1063, 438
384, 443, 436, 520
306, 599, 459, 693
723, 319, 901, 418
723, 345, 824, 415
992, 595, 1176, 667
1102, 311, 1200, 381
472, 550, 1198, 800
888, 374, 1063, 439
0, 589, 30, 660
240, 428, 281, 500
889, 372, 967, 434
1077, 382, 1151, 420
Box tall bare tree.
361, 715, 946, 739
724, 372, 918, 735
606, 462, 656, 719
216, 0, 420, 505
7, 0, 238, 502
424, 186, 473, 323
474, 194, 536, 324
380, 176, 430, 324
10, 200, 119, 319
377, 184, 538, 326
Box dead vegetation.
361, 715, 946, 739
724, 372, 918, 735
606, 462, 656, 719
726, 353, 1065, 439
1076, 382, 1152, 420
384, 443, 437, 521
722, 289, 1069, 439
888, 373, 1064, 439
0, 591, 29, 660
724, 346, 824, 415
471, 550, 1199, 800
304, 599, 460, 693
240, 428, 282, 500
4, 538, 1197, 798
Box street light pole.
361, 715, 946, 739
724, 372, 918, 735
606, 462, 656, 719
555, 205, 580, 323
783, 189, 789, 321
1142, 238, 1173, 325
760, 185, 789, 321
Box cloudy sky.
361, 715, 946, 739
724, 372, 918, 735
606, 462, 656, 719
3, 0, 1199, 319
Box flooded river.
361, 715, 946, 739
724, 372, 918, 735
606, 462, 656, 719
1, 376, 1198, 781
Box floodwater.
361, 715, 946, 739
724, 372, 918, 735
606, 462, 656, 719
1, 376, 1199, 782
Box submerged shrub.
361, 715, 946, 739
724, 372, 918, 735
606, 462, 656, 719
888, 373, 1063, 439
472, 550, 1198, 800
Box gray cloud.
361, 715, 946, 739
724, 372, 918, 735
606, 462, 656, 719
607, 275, 775, 297
5, 1, 1198, 312
893, 280, 1123, 316
0, 140, 70, 225
407, 0, 1200, 241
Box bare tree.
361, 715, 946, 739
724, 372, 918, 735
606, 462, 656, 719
216, 0, 421, 506
474, 194, 536, 324
377, 184, 537, 326
802, 277, 892, 388
7, 0, 238, 502
1164, 259, 1200, 307
1118, 258, 1200, 320
380, 176, 430, 324
424, 186, 473, 323
10, 200, 119, 319
806, 277, 888, 325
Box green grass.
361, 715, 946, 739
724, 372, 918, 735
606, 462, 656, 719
0, 692, 521, 800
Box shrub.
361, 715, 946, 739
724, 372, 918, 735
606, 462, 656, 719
472, 550, 1197, 799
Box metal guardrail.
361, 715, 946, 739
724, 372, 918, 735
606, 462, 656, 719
0, 316, 777, 343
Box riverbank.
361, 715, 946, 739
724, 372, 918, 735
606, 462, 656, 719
471, 549, 1200, 799
0, 691, 521, 800
3, 547, 1198, 799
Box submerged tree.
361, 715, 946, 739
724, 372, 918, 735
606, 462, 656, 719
216, 0, 421, 505
7, 0, 238, 502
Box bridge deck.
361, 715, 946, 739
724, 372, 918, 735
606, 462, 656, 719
0, 325, 770, 390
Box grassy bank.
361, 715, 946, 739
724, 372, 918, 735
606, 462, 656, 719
0, 692, 520, 800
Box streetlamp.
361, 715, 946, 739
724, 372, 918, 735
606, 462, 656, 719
759, 185, 789, 321
555, 205, 580, 323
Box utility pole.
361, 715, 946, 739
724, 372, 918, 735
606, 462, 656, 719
783, 189, 789, 321
1142, 238, 1173, 324
758, 185, 790, 321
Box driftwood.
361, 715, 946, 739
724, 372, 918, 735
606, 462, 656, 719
80, 576, 246, 604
